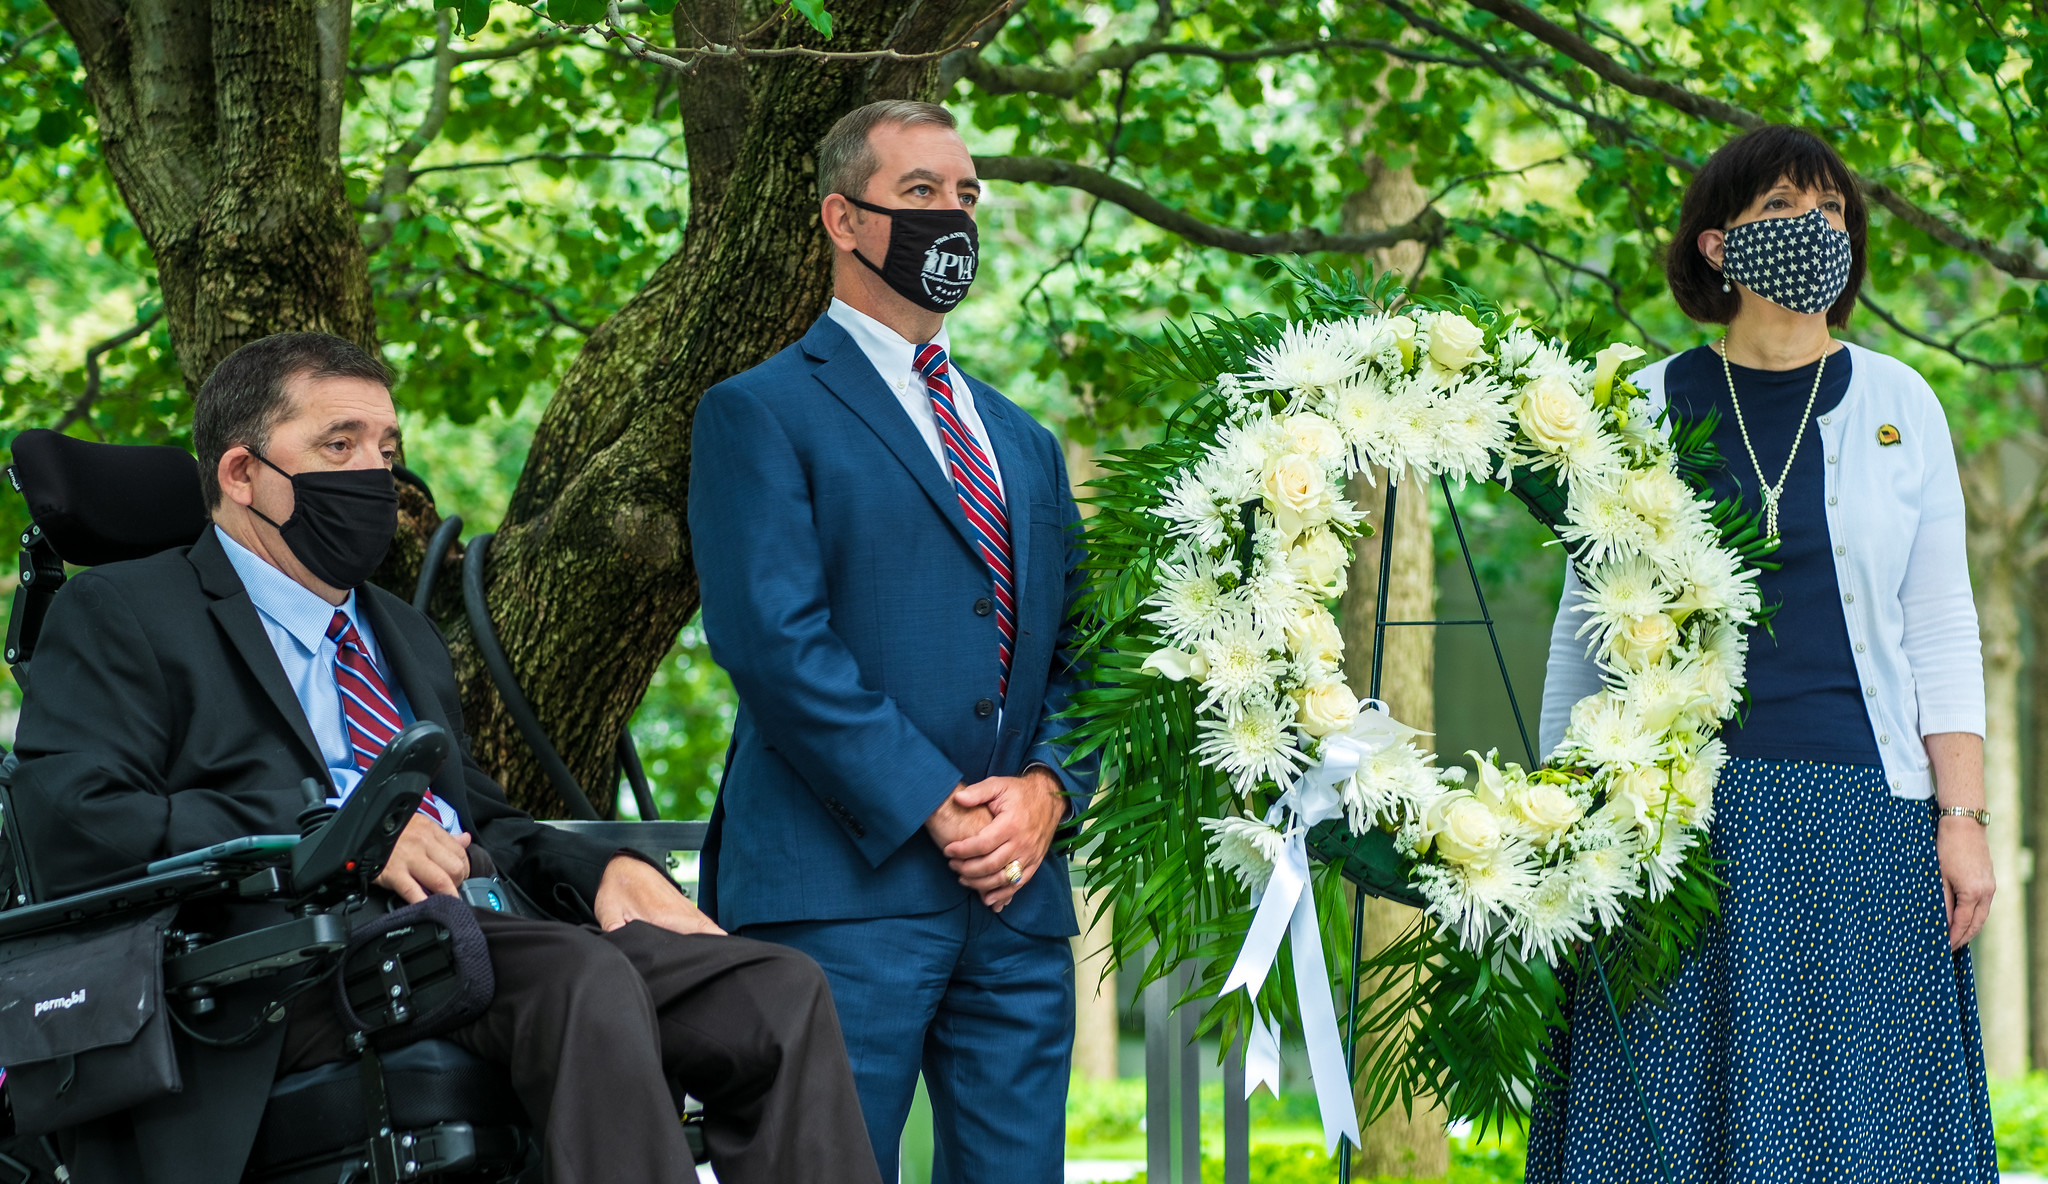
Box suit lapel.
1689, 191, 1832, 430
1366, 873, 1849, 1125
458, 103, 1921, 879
802, 317, 979, 555
188, 530, 327, 776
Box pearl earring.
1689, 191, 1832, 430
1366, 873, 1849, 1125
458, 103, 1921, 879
1722, 279, 1732, 292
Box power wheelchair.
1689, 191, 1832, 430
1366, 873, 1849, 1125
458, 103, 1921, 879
0, 430, 709, 1184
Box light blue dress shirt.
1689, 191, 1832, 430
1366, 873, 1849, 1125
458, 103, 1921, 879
215, 526, 458, 832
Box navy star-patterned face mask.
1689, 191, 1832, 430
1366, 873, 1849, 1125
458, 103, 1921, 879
1719, 207, 1853, 315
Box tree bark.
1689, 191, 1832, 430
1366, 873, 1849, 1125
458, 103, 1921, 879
447, 0, 989, 817
45, 0, 376, 387
1963, 442, 2031, 1077
2028, 573, 2048, 1073
1337, 156, 1449, 1179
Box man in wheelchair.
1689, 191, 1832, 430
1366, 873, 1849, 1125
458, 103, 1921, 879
0, 333, 879, 1184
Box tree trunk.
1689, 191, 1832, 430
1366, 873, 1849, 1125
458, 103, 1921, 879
1973, 466, 2031, 1076
2028, 574, 2048, 1072
1338, 156, 1448, 1179
1341, 470, 1448, 1179
435, 0, 987, 817
45, 0, 376, 387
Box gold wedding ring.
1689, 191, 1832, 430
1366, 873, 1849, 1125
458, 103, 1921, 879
1003, 859, 1023, 885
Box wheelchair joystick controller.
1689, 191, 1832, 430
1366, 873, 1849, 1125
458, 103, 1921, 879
296, 776, 337, 837
290, 722, 451, 907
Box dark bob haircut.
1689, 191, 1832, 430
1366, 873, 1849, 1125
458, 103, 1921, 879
1665, 125, 1867, 328
193, 332, 391, 508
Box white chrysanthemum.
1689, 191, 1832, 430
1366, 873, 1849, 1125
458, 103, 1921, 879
1202, 814, 1289, 895
1572, 556, 1670, 645
1568, 825, 1642, 929
1495, 327, 1542, 373
1508, 866, 1596, 963
1427, 375, 1515, 483
1370, 372, 1448, 482
1214, 415, 1288, 478
1195, 696, 1307, 793
1638, 813, 1697, 900
1244, 323, 1366, 396
1564, 692, 1665, 770
1560, 483, 1659, 570
1156, 466, 1242, 551
1241, 549, 1317, 634
1664, 536, 1760, 625
1192, 616, 1285, 711
1522, 342, 1590, 390
1341, 741, 1443, 831
1417, 844, 1539, 949
1616, 662, 1714, 736
1323, 315, 1404, 371
1148, 551, 1240, 644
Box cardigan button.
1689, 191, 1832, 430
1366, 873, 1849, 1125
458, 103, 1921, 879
1828, 496, 1839, 506
1855, 642, 1867, 653
1835, 545, 1846, 557
1842, 592, 1854, 604
1820, 415, 1832, 425
1827, 454, 1838, 464
1880, 734, 1891, 744
1865, 685, 1877, 697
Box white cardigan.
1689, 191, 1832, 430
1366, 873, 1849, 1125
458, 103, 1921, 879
1537, 342, 1984, 800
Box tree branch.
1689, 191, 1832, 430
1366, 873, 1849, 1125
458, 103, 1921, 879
0, 19, 58, 73
53, 309, 165, 433
352, 29, 569, 76
1855, 293, 2048, 372
1446, 0, 2048, 281
364, 10, 456, 253
449, 258, 594, 334
963, 35, 1510, 97
593, 0, 1013, 73
1485, 226, 1673, 354
974, 154, 1446, 255
409, 150, 687, 177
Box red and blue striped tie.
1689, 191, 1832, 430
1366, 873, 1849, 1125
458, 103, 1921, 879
328, 610, 460, 831
916, 344, 1014, 697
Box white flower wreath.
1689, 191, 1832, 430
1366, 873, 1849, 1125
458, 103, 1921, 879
1139, 308, 1761, 968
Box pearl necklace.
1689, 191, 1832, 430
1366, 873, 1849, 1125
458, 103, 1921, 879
1717, 336, 1828, 543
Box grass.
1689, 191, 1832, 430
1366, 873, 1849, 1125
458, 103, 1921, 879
1075, 1073, 2048, 1181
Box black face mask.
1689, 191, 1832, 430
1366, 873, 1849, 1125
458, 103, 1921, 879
847, 197, 979, 313
250, 453, 399, 590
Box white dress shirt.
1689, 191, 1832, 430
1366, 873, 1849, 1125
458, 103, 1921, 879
1539, 342, 1983, 800
826, 297, 1006, 498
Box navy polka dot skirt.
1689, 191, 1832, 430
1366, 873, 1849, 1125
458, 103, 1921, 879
1525, 758, 1998, 1182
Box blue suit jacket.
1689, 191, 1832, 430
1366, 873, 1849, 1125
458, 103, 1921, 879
688, 314, 1097, 938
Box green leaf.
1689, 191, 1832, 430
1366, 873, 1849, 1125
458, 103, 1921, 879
458, 0, 491, 37
32, 109, 71, 148
549, 0, 607, 26
1965, 36, 2006, 77
789, 0, 833, 37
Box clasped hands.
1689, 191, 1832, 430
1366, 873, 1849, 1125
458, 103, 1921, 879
375, 815, 723, 936
925, 767, 1067, 912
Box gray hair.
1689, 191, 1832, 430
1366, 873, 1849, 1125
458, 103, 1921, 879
817, 100, 958, 201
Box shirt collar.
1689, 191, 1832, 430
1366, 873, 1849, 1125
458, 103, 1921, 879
214, 525, 359, 656
827, 297, 952, 377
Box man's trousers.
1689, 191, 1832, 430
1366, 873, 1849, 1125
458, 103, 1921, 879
282, 908, 880, 1184
741, 898, 1076, 1184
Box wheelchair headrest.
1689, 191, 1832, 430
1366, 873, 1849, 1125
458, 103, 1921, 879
9, 429, 209, 566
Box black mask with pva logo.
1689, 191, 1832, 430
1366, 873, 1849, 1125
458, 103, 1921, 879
847, 197, 979, 313
250, 453, 399, 589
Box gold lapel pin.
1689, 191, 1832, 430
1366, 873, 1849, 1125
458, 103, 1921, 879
1877, 424, 1901, 446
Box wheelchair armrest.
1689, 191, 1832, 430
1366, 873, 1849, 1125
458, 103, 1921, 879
164, 911, 349, 993
0, 864, 253, 944
537, 820, 707, 864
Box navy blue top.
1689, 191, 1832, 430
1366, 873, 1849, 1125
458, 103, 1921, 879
1663, 344, 1882, 765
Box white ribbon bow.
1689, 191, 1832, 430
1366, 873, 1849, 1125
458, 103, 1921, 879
1220, 703, 1418, 1154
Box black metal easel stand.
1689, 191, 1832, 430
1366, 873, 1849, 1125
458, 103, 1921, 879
1332, 475, 1671, 1184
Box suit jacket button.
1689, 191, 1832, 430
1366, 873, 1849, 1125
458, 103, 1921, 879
975, 697, 995, 718
974, 597, 993, 616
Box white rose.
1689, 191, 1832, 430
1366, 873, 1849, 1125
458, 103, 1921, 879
1261, 452, 1331, 539
1610, 766, 1670, 817
1289, 529, 1349, 592
1592, 342, 1647, 404
1426, 312, 1487, 371
1425, 790, 1505, 867
1620, 465, 1689, 533
1293, 680, 1360, 737
1517, 375, 1593, 453
1609, 613, 1679, 671
1280, 413, 1346, 465
1513, 782, 1585, 840
1386, 315, 1418, 368
1142, 647, 1208, 681
1283, 604, 1345, 666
